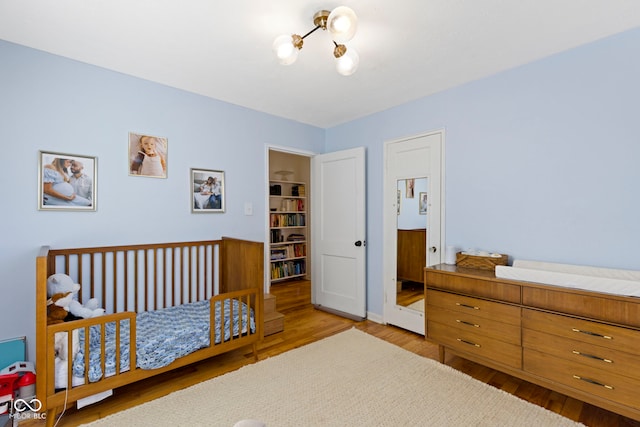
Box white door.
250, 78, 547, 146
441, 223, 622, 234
383, 132, 443, 334
312, 147, 366, 320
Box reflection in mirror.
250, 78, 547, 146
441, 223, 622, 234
396, 178, 427, 312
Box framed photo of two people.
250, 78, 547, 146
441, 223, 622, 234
38, 150, 97, 211
191, 168, 225, 213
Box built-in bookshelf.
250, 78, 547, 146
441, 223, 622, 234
269, 180, 307, 282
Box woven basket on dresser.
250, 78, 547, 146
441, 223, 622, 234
456, 253, 508, 271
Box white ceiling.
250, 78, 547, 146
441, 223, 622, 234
2, 1, 640, 128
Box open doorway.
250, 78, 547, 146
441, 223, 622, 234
264, 145, 367, 322
267, 148, 312, 292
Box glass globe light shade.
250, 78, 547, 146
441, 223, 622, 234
327, 6, 358, 43
335, 47, 359, 76
272, 34, 299, 65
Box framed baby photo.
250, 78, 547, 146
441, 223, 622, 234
38, 150, 97, 211
191, 168, 225, 213
128, 132, 168, 178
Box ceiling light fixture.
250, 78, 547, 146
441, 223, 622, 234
272, 7, 359, 76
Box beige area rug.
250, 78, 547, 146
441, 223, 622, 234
81, 328, 583, 427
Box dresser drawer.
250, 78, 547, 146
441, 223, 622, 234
524, 349, 639, 410
428, 320, 522, 368
523, 328, 640, 381
429, 305, 521, 345
427, 289, 521, 326
523, 309, 640, 354
425, 271, 520, 303
522, 286, 640, 328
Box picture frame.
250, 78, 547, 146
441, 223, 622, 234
419, 192, 428, 215
128, 132, 168, 178
38, 150, 97, 211
406, 178, 415, 198
191, 168, 225, 213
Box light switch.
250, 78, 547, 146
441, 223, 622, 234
244, 202, 253, 216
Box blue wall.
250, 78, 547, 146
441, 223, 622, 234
2, 26, 640, 361
0, 40, 324, 361
327, 28, 640, 316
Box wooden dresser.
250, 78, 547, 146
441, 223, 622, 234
424, 264, 640, 421
397, 229, 426, 283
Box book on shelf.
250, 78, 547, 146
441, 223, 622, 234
270, 213, 305, 227
270, 243, 306, 260
271, 259, 307, 279
270, 229, 283, 243
291, 184, 306, 197
270, 248, 287, 260
278, 199, 304, 212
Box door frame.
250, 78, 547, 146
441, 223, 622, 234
264, 144, 316, 294
382, 130, 446, 333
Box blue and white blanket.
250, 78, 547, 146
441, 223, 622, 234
73, 299, 255, 382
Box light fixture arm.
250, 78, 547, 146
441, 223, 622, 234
301, 25, 323, 40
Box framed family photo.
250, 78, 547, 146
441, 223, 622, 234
38, 150, 97, 211
128, 132, 168, 178
191, 168, 225, 213
419, 192, 428, 215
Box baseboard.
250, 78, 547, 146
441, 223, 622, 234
366, 311, 383, 324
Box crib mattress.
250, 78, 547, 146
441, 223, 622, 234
71, 298, 255, 383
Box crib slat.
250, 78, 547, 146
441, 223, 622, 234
114, 320, 120, 377
124, 251, 129, 312
67, 330, 73, 389
102, 252, 107, 309
83, 325, 90, 384
90, 253, 95, 299
112, 251, 118, 314
188, 246, 193, 303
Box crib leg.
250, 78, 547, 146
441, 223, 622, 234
46, 406, 59, 427
252, 342, 259, 362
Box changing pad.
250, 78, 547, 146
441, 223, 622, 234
495, 260, 640, 298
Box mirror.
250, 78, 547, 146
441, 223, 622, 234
396, 178, 427, 312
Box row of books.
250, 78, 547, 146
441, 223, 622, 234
271, 260, 306, 279
291, 185, 305, 197
270, 243, 306, 260
270, 213, 305, 227
276, 198, 305, 212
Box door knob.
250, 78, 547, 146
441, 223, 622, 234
355, 240, 362, 247
429, 246, 437, 253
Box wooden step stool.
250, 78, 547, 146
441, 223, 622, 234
264, 293, 284, 336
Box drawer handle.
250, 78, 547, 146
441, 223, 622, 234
456, 319, 480, 328
571, 328, 612, 340
572, 350, 613, 364
572, 375, 614, 390
456, 338, 481, 348
456, 303, 480, 310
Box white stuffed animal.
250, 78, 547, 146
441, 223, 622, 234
47, 273, 106, 319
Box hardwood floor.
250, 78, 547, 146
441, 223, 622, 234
396, 280, 424, 307
33, 279, 639, 427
